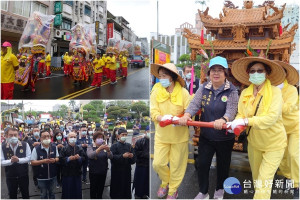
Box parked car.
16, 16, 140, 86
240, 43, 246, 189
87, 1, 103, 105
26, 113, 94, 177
130, 55, 145, 68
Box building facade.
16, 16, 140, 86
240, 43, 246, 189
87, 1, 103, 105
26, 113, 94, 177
107, 11, 137, 45
150, 22, 197, 64
52, 0, 107, 58
1, 1, 53, 54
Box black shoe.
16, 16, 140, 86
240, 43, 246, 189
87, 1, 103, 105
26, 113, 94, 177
294, 188, 299, 199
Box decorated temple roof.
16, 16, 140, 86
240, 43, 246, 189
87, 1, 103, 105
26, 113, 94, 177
186, 37, 293, 50
199, 3, 286, 28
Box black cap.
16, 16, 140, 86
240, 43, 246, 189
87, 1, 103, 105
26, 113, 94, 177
118, 128, 127, 135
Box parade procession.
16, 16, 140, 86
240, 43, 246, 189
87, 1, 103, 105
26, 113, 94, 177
1, 0, 300, 200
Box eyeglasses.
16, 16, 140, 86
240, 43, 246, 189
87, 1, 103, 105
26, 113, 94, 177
210, 69, 224, 74
249, 69, 265, 74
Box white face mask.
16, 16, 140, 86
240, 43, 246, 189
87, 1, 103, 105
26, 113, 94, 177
42, 139, 51, 145
69, 138, 77, 144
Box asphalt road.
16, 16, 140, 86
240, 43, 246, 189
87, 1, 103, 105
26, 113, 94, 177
13, 66, 150, 100
150, 126, 294, 199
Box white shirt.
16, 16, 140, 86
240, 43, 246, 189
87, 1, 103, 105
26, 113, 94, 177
1, 142, 31, 167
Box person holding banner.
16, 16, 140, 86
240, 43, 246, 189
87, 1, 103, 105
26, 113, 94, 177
178, 56, 239, 199
229, 57, 287, 199
150, 63, 191, 199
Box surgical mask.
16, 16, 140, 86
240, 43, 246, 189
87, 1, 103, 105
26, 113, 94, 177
42, 139, 51, 145
120, 136, 127, 142
159, 79, 171, 88
68, 126, 72, 130
249, 72, 266, 85
81, 131, 87, 135
25, 129, 29, 132
146, 133, 151, 138
9, 137, 18, 144
185, 73, 192, 80
88, 131, 93, 135
56, 136, 62, 140
96, 138, 104, 146
34, 132, 40, 137
105, 129, 109, 132
69, 138, 77, 144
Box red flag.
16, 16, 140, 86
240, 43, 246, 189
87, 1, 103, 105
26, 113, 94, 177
201, 29, 204, 44
279, 23, 283, 36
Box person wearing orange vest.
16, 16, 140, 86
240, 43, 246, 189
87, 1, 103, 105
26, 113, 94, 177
1, 41, 19, 99
91, 52, 105, 88
45, 52, 51, 77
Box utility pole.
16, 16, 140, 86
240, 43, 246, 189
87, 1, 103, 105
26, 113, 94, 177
157, 0, 159, 39
22, 100, 25, 120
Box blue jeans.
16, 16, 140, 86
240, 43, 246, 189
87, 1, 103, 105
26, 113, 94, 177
38, 176, 57, 199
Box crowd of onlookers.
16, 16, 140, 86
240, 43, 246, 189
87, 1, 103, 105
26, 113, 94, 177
1, 119, 149, 199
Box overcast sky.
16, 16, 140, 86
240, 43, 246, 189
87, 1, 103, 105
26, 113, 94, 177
1, 100, 76, 112
107, 0, 299, 38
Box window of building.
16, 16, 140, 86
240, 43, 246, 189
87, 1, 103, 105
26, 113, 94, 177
1, 1, 8, 10
62, 18, 72, 30
12, 1, 23, 15
84, 5, 91, 16
23, 1, 31, 17
32, 2, 48, 15
40, 4, 47, 14
64, 1, 73, 6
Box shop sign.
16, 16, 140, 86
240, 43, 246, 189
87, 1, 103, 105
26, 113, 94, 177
1, 13, 26, 33
95, 21, 99, 45
107, 23, 114, 43
54, 14, 62, 26
54, 1, 63, 14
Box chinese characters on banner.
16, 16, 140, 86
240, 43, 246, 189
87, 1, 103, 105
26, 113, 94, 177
1, 13, 26, 34
154, 49, 170, 65
107, 23, 114, 43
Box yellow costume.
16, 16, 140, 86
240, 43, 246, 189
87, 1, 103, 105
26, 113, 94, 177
278, 80, 299, 188
107, 56, 116, 70
121, 56, 128, 68
150, 81, 191, 195
93, 58, 104, 73
235, 79, 287, 199
45, 54, 51, 67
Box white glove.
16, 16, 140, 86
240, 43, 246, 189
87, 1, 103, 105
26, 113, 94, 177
225, 122, 234, 133
229, 119, 245, 131
172, 116, 180, 126
172, 116, 180, 121
161, 115, 173, 121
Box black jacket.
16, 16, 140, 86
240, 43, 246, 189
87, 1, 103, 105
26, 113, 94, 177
59, 144, 87, 177
134, 137, 149, 167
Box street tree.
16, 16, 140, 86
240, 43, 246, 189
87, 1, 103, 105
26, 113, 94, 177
130, 101, 149, 121
69, 100, 76, 112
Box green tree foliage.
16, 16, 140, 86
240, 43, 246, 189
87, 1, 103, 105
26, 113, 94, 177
130, 101, 149, 121
68, 100, 76, 111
